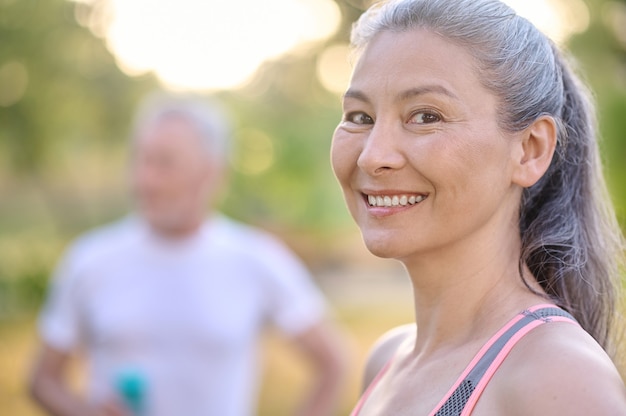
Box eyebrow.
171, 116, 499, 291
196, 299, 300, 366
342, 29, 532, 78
343, 89, 370, 102
398, 85, 459, 101
343, 84, 459, 103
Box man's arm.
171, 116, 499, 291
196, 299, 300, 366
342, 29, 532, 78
290, 321, 350, 416
29, 343, 126, 416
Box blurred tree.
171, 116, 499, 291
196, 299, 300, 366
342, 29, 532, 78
0, 0, 624, 313
213, 0, 367, 232
0, 0, 157, 175
568, 0, 626, 227
1, 0, 624, 269
0, 0, 159, 312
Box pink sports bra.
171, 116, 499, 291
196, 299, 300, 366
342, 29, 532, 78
351, 304, 579, 416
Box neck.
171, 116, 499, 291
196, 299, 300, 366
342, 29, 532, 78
401, 230, 546, 356
148, 217, 206, 241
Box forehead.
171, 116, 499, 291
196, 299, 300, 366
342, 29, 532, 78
135, 115, 207, 155
349, 28, 491, 104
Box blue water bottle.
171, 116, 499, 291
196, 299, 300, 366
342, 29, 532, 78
116, 369, 147, 416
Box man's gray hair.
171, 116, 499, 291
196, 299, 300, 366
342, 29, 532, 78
131, 91, 232, 161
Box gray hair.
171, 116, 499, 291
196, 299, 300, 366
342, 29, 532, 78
131, 91, 232, 161
352, 0, 624, 352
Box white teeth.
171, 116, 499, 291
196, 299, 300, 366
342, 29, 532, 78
367, 194, 427, 207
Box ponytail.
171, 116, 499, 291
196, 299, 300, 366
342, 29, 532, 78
519, 48, 623, 352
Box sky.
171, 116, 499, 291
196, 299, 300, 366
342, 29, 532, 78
97, 0, 591, 93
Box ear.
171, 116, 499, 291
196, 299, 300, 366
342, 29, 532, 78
511, 116, 557, 188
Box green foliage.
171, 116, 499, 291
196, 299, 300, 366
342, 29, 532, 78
0, 0, 157, 173
568, 0, 626, 228
2, 0, 626, 314
217, 55, 350, 230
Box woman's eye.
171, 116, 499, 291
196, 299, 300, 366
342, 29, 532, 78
346, 112, 374, 125
409, 112, 441, 124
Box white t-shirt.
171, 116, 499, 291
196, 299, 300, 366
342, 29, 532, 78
39, 215, 327, 416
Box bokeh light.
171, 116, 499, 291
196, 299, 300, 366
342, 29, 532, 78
503, 0, 590, 43
603, 1, 626, 49
104, 0, 341, 91
230, 128, 276, 175
317, 43, 352, 95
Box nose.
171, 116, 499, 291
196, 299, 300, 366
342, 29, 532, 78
132, 158, 161, 194
356, 121, 405, 175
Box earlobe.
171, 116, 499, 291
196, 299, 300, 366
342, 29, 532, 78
512, 116, 557, 188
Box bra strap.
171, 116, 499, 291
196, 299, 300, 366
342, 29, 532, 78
432, 306, 578, 416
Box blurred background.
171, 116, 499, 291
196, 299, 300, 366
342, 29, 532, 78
1, 0, 625, 414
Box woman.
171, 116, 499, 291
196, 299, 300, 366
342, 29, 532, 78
330, 0, 626, 414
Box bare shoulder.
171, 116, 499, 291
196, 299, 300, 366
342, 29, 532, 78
361, 323, 415, 392
488, 321, 626, 415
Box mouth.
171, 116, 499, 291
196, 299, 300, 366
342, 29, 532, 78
364, 193, 428, 207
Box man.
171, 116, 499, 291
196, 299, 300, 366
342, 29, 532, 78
29, 93, 348, 416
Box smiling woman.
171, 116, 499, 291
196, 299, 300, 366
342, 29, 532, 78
331, 0, 626, 415
102, 0, 341, 91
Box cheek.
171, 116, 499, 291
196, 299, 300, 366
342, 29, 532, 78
430, 135, 515, 209
145, 174, 189, 203
330, 130, 359, 187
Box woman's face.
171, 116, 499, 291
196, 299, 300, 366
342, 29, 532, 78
331, 29, 524, 261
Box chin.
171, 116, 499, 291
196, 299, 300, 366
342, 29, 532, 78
142, 211, 187, 235
361, 232, 403, 259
